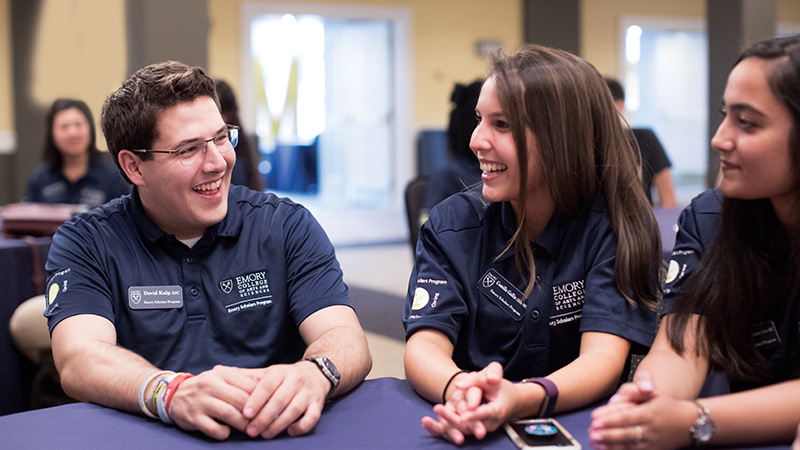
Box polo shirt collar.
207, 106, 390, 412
129, 186, 242, 246
493, 201, 566, 262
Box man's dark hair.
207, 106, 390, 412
101, 61, 219, 182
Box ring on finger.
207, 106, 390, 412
634, 425, 643, 445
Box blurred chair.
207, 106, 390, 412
404, 176, 429, 251
9, 295, 73, 409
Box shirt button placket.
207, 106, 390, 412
183, 254, 203, 315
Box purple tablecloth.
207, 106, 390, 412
0, 377, 791, 449
0, 233, 51, 415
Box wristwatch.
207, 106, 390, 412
305, 356, 340, 392
520, 377, 558, 417
690, 402, 716, 446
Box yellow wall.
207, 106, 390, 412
581, 0, 703, 78
0, 0, 12, 134
208, 0, 523, 130
0, 0, 127, 150
582, 0, 800, 79
2, 0, 800, 141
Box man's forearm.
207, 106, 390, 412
54, 332, 161, 414
303, 324, 371, 398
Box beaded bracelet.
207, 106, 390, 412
138, 370, 173, 419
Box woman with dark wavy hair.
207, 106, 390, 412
591, 35, 800, 450
403, 43, 661, 444
26, 98, 129, 208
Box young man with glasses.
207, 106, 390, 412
44, 61, 372, 440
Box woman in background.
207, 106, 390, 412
421, 80, 484, 214
26, 98, 128, 208
403, 44, 662, 444
590, 35, 800, 450
214, 79, 264, 191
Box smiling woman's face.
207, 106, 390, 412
52, 108, 91, 157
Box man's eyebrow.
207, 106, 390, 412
170, 125, 228, 149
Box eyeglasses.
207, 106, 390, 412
130, 125, 239, 166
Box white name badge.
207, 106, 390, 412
128, 285, 184, 310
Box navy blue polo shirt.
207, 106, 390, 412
663, 188, 800, 392
403, 190, 657, 381
44, 185, 351, 374
26, 161, 130, 208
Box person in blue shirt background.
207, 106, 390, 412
420, 80, 483, 217
590, 35, 800, 450
403, 44, 662, 444
26, 98, 129, 208
45, 61, 371, 441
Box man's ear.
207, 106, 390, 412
118, 150, 146, 186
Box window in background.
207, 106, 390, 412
246, 7, 408, 209
621, 18, 707, 204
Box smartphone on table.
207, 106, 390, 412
504, 418, 581, 449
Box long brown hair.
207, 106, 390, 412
488, 44, 661, 309
667, 35, 800, 382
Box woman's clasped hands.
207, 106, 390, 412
589, 371, 700, 450
422, 362, 535, 445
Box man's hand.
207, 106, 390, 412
166, 365, 259, 440
239, 360, 332, 438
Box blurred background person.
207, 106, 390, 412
25, 98, 129, 208
214, 78, 264, 191
420, 80, 483, 219
606, 78, 677, 208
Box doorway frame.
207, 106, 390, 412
240, 2, 413, 208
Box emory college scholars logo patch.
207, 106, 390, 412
221, 271, 273, 314
482, 271, 497, 288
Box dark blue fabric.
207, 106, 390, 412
661, 188, 724, 312
44, 185, 350, 373
422, 157, 482, 212
26, 162, 130, 208
662, 188, 800, 392
403, 189, 657, 381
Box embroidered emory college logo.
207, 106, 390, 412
220, 279, 233, 294
130, 290, 142, 305
482, 271, 497, 288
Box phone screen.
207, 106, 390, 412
508, 419, 577, 447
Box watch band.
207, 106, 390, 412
304, 357, 340, 392
690, 401, 716, 446
520, 377, 558, 417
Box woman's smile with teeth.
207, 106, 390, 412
194, 179, 221, 192
481, 162, 507, 173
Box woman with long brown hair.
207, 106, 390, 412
402, 44, 661, 444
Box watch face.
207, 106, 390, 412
322, 358, 340, 379
694, 418, 715, 442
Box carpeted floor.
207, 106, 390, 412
348, 285, 407, 342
